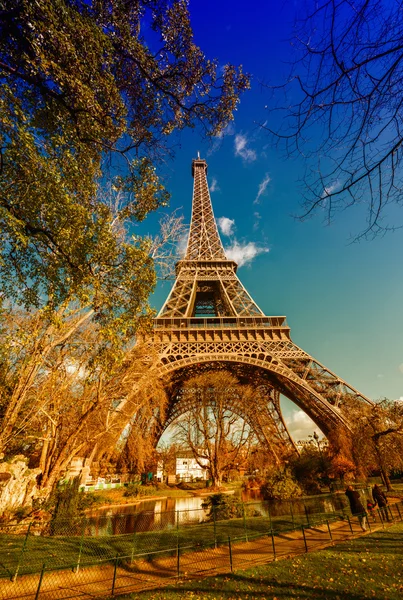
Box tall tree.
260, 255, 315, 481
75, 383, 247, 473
266, 0, 403, 239
0, 1, 249, 476
0, 307, 168, 493
173, 371, 257, 488
0, 0, 249, 313
351, 399, 403, 490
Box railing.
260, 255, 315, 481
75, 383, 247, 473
0, 496, 401, 599
154, 316, 289, 330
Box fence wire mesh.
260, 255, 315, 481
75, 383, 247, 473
0, 495, 401, 599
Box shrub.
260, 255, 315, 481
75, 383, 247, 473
261, 470, 303, 501
12, 506, 31, 521
123, 483, 157, 498
78, 492, 113, 511
201, 494, 243, 521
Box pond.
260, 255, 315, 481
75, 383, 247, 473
84, 486, 372, 537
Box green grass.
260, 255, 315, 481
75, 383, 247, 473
0, 510, 344, 579
117, 522, 403, 600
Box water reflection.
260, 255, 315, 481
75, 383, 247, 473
86, 495, 209, 536
85, 487, 371, 537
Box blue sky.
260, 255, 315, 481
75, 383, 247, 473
145, 0, 403, 440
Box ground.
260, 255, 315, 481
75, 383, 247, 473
117, 522, 403, 600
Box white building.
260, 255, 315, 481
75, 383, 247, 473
175, 452, 209, 482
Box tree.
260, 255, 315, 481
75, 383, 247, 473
0, 307, 168, 494
173, 371, 257, 488
155, 443, 178, 480
266, 0, 403, 239
0, 0, 248, 318
290, 446, 332, 495
0, 1, 249, 491
352, 399, 403, 490
329, 455, 356, 484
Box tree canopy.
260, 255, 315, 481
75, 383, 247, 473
351, 398, 403, 490
267, 0, 403, 239
0, 0, 249, 495
0, 0, 249, 319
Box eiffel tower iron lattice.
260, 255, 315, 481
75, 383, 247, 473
152, 158, 373, 456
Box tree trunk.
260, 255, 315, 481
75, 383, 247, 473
374, 441, 393, 491
380, 466, 393, 492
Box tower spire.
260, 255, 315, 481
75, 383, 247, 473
158, 157, 264, 318
185, 158, 227, 261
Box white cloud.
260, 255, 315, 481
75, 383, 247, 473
234, 134, 257, 163
285, 410, 319, 441
253, 211, 262, 231
210, 177, 220, 193
225, 240, 269, 267
254, 173, 271, 204
208, 123, 235, 155
217, 216, 235, 237
321, 180, 340, 198
177, 230, 189, 257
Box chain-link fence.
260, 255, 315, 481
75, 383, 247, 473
1, 494, 402, 599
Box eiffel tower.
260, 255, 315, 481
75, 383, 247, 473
153, 157, 373, 457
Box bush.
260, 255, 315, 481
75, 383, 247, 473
261, 470, 303, 501
177, 481, 205, 490
78, 492, 113, 511
123, 483, 157, 498
12, 506, 31, 521
201, 494, 243, 521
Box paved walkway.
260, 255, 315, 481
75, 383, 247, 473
0, 513, 399, 600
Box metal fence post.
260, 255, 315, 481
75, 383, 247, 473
130, 513, 139, 563
228, 536, 233, 572
130, 527, 136, 563
213, 506, 217, 548
242, 503, 248, 542
326, 519, 333, 541
290, 501, 295, 529
176, 540, 181, 577
111, 554, 119, 596
267, 501, 273, 532
74, 519, 86, 573
270, 528, 276, 560
301, 525, 308, 552
13, 521, 31, 581
304, 504, 310, 527
34, 563, 46, 600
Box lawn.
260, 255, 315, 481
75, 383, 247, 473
0, 509, 342, 579
118, 522, 403, 600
